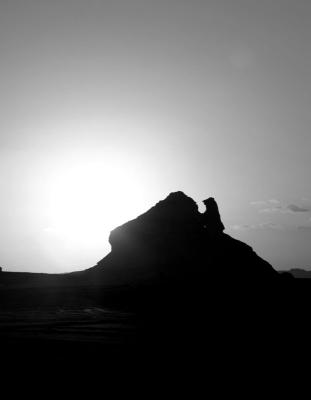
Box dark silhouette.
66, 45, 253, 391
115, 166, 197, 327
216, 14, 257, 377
88, 191, 279, 288
286, 268, 311, 278
0, 191, 308, 378
202, 197, 225, 234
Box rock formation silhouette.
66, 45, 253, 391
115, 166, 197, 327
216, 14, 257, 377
87, 191, 279, 291
85, 191, 285, 356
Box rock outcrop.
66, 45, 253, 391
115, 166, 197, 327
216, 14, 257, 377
88, 191, 279, 288
202, 197, 225, 234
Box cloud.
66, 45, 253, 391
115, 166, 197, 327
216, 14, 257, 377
250, 200, 267, 206
230, 224, 252, 231
250, 199, 281, 207
257, 222, 284, 230
287, 204, 311, 213
259, 206, 284, 214
268, 199, 281, 205
251, 199, 311, 214
258, 203, 310, 214
229, 222, 284, 231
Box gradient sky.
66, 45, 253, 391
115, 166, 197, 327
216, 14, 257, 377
1, 0, 311, 272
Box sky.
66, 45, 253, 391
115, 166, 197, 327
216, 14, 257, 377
0, 0, 311, 272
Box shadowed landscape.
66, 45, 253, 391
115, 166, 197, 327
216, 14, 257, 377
1, 191, 309, 374
1, 1, 311, 389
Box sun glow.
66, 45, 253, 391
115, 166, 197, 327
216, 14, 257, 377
43, 152, 149, 263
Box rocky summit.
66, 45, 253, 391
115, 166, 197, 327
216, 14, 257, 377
87, 191, 279, 289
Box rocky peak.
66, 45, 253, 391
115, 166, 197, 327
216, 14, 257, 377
88, 192, 279, 286
202, 197, 225, 234
136, 191, 199, 222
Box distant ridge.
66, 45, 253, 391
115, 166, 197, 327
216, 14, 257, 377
287, 268, 311, 278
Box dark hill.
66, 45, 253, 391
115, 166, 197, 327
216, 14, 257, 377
287, 268, 311, 278
0, 191, 284, 301
0, 191, 286, 314
86, 191, 279, 290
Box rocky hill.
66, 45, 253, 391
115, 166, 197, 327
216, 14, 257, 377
87, 191, 280, 289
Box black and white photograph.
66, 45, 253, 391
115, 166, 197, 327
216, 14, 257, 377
0, 0, 310, 388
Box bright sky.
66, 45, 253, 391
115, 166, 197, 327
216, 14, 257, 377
1, 0, 311, 272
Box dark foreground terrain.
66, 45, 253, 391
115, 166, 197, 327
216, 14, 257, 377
1, 272, 311, 375
1, 274, 311, 392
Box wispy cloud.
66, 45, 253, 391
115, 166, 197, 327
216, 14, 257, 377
230, 224, 251, 231
258, 222, 284, 229
230, 222, 284, 231
251, 200, 311, 214
250, 200, 267, 206
259, 206, 284, 214
287, 204, 311, 213
250, 199, 281, 207
269, 199, 281, 205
